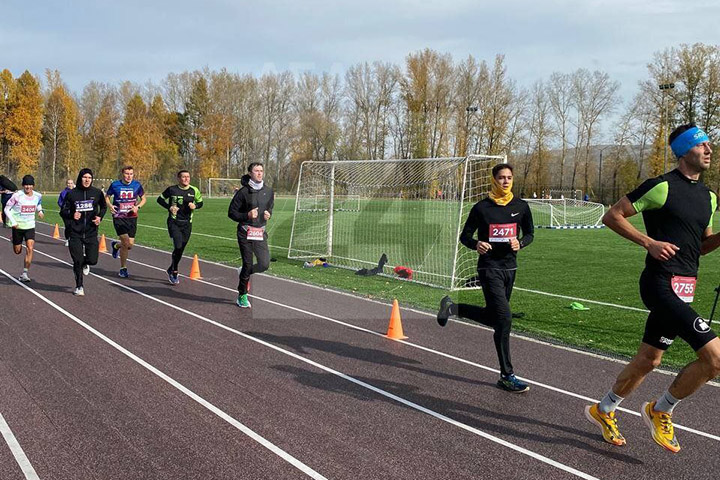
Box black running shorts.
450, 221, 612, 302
11, 228, 35, 245
113, 217, 138, 237
639, 270, 717, 351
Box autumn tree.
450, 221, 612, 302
5, 71, 44, 176
43, 70, 82, 187
0, 69, 16, 171
88, 92, 119, 178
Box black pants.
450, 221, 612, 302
458, 269, 516, 377
639, 270, 717, 351
62, 218, 71, 239
237, 228, 270, 295
68, 235, 99, 288
168, 219, 192, 272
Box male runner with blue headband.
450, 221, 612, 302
584, 123, 720, 453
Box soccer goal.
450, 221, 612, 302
288, 155, 505, 290
207, 178, 244, 198
524, 198, 605, 229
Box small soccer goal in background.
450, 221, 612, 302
524, 198, 605, 229
207, 178, 244, 198
288, 155, 505, 290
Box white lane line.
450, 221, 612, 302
0, 412, 40, 480
9, 231, 720, 424
0, 268, 327, 480
123, 256, 720, 441
10, 252, 598, 480
15, 232, 720, 437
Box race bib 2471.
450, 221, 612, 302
489, 223, 517, 242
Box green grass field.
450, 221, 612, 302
40, 194, 720, 370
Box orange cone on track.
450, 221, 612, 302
53, 223, 60, 239
99, 234, 108, 253
386, 299, 408, 340
189, 254, 202, 280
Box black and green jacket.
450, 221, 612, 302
157, 184, 204, 223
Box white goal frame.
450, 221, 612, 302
207, 178, 244, 198
288, 155, 506, 290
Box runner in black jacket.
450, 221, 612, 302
0, 174, 18, 227
437, 163, 534, 392
228, 162, 274, 308
60, 168, 107, 296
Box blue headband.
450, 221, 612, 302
670, 127, 709, 158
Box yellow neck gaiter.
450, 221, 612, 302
489, 176, 514, 206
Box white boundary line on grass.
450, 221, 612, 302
0, 413, 40, 480
0, 267, 327, 480
14, 236, 719, 443
33, 219, 703, 319
29, 227, 720, 383
1, 251, 599, 480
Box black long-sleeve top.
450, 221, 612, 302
459, 196, 534, 270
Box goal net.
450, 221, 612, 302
288, 155, 504, 290
207, 178, 244, 198
297, 194, 361, 212
524, 198, 605, 228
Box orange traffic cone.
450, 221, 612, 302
386, 299, 408, 340
189, 254, 202, 280
99, 234, 108, 253
52, 223, 60, 239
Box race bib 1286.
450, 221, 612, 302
75, 200, 94, 212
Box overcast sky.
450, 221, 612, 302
3, 0, 719, 107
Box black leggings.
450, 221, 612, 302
68, 235, 99, 288
237, 228, 270, 295
457, 269, 516, 377
168, 219, 192, 272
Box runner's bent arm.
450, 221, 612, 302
97, 192, 107, 219
3, 194, 17, 227
603, 196, 678, 261
157, 188, 172, 210
227, 189, 248, 222
459, 206, 480, 251
192, 186, 204, 209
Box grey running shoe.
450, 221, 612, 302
73, 286, 85, 296
83, 264, 90, 276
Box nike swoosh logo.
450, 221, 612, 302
511, 213, 519, 217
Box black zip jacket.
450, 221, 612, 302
228, 175, 275, 229
60, 186, 107, 238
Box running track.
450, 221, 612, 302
0, 223, 718, 480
